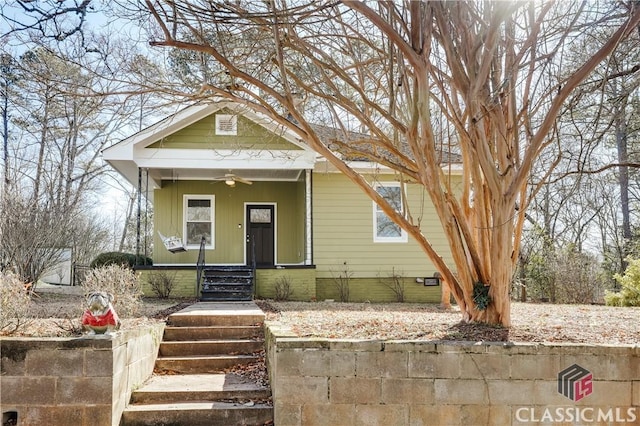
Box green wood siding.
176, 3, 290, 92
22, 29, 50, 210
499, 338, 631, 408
146, 108, 302, 150
154, 180, 305, 265
312, 172, 456, 279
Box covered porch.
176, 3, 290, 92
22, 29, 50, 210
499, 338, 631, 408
131, 164, 316, 300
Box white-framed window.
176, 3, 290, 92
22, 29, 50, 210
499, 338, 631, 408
373, 183, 407, 243
215, 114, 237, 135
183, 195, 215, 248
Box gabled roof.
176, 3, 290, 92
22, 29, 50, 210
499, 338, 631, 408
102, 101, 318, 192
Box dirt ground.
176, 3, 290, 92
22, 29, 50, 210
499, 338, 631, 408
3, 284, 195, 337
256, 300, 640, 345
5, 285, 640, 344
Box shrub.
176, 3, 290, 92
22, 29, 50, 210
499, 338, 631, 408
274, 275, 294, 301
90, 252, 152, 269
605, 257, 640, 307
524, 248, 605, 303
82, 264, 143, 317
0, 271, 32, 334
380, 267, 406, 302
331, 263, 352, 302
147, 270, 176, 298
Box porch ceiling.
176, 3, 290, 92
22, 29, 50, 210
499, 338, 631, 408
150, 168, 303, 184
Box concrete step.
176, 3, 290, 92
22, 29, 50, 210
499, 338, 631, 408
159, 340, 264, 357
163, 325, 263, 341
121, 401, 273, 426
155, 354, 260, 374
130, 373, 271, 404
123, 301, 272, 425
168, 302, 264, 327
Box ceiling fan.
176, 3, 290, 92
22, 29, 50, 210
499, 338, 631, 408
212, 173, 253, 187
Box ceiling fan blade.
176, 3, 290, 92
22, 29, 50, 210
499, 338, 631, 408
210, 173, 252, 185
234, 176, 253, 185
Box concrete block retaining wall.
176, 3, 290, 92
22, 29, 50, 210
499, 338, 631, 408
1, 324, 163, 426
265, 322, 640, 425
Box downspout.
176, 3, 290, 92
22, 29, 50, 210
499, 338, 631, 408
305, 169, 313, 265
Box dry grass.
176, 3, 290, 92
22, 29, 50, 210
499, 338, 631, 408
3, 291, 195, 337
257, 300, 640, 345
9, 289, 640, 345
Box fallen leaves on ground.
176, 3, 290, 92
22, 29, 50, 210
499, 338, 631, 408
2, 293, 194, 337
225, 350, 270, 389
257, 301, 640, 345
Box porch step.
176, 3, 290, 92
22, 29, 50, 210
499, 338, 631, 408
201, 290, 253, 301
200, 266, 254, 302
203, 267, 254, 277
163, 325, 263, 341
159, 339, 264, 357
121, 401, 273, 426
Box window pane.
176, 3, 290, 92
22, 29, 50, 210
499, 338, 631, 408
376, 186, 402, 211
186, 222, 212, 245
377, 212, 402, 238
187, 199, 211, 221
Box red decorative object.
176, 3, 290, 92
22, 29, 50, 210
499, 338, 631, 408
81, 308, 120, 334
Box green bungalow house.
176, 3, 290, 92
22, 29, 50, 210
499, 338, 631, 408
102, 101, 459, 303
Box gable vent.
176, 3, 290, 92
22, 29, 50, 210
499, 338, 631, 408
215, 114, 237, 135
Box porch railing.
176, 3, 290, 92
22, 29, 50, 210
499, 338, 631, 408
196, 236, 206, 296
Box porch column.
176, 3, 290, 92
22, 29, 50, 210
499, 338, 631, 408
305, 169, 313, 265
135, 167, 142, 263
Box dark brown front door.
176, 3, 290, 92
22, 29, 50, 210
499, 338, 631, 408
246, 205, 275, 267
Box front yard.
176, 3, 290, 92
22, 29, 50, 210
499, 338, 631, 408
6, 290, 639, 345
257, 300, 640, 345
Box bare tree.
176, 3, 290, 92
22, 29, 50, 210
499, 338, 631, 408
0, 34, 150, 282
529, 26, 640, 279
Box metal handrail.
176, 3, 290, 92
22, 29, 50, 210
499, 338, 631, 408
196, 236, 206, 296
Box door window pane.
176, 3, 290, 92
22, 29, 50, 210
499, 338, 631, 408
250, 208, 271, 223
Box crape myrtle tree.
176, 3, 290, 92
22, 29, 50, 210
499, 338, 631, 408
138, 0, 640, 325
9, 1, 640, 325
